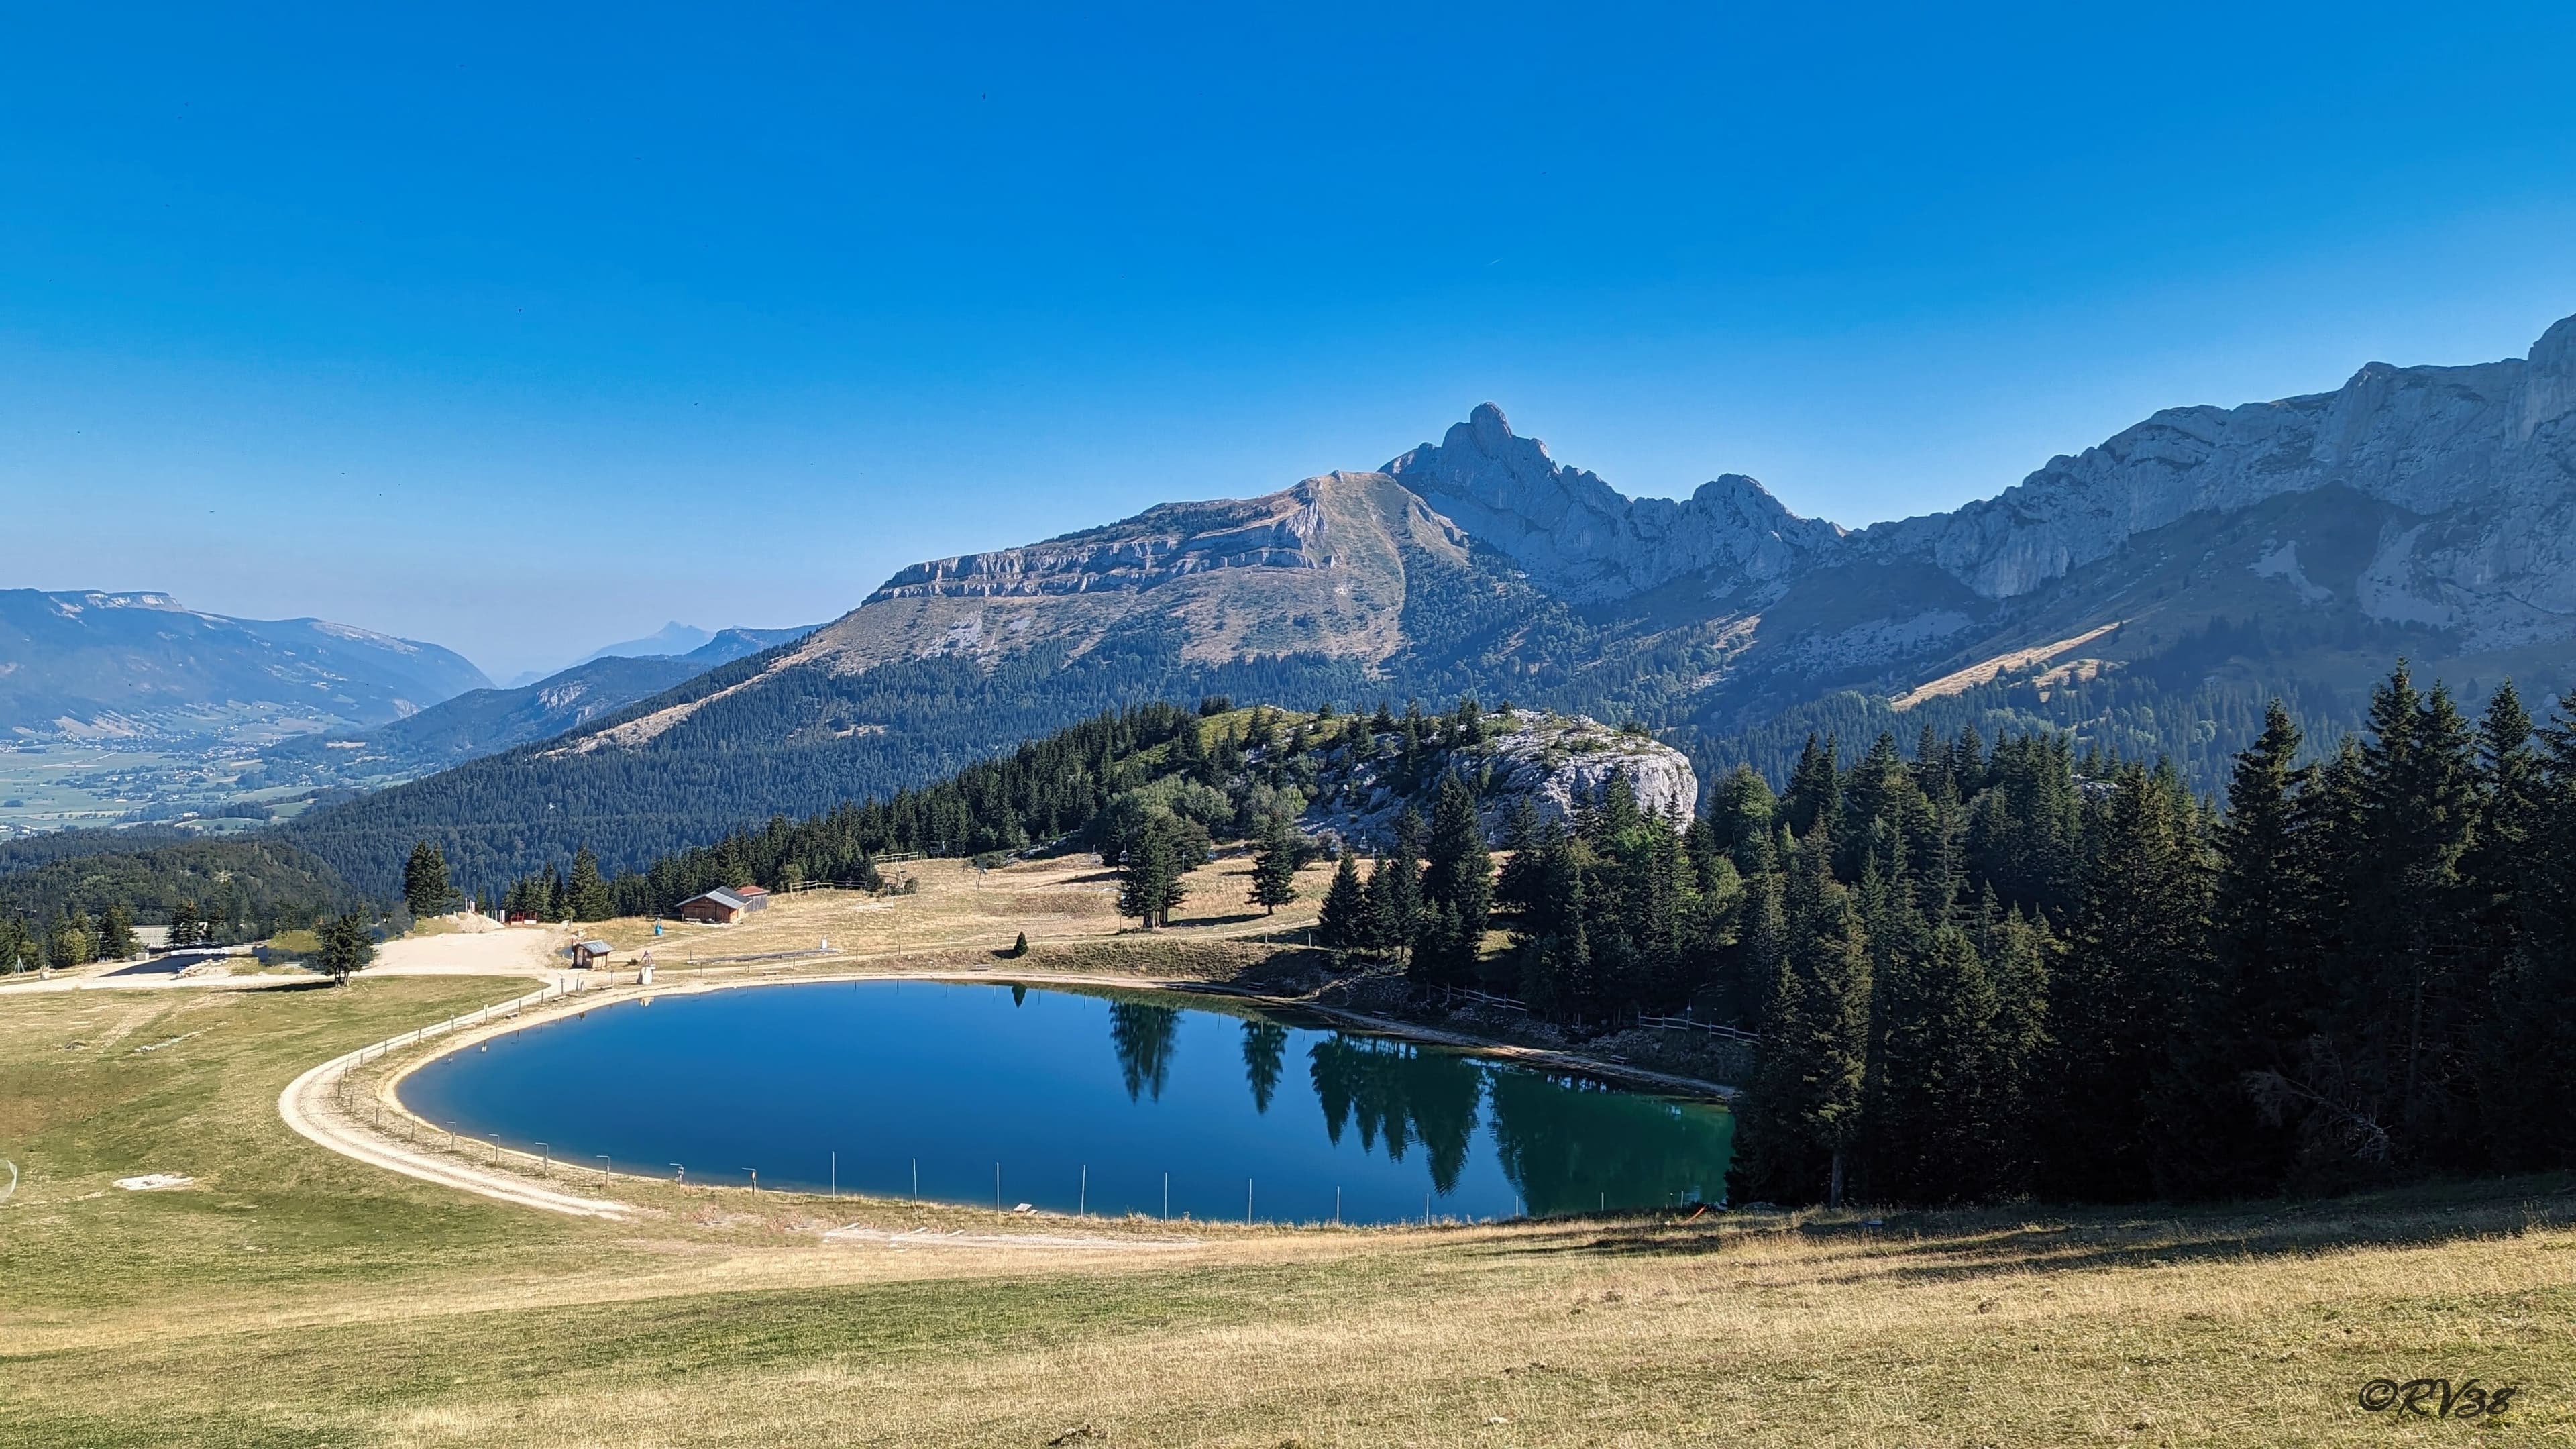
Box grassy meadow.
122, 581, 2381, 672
5, 876, 2575, 1445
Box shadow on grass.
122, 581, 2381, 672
1481, 1171, 2576, 1283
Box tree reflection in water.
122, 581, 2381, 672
1307, 1035, 1484, 1193
1240, 1020, 1289, 1114
1486, 1068, 1731, 1216
1108, 1002, 1180, 1101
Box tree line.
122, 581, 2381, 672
1724, 663, 2576, 1208
401, 659, 2576, 1211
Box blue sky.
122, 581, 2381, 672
5, 3, 2573, 682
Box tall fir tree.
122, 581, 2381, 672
1379, 808, 1425, 963
567, 846, 614, 922
97, 902, 138, 961
1782, 735, 1841, 841
1726, 826, 1871, 1207
403, 840, 455, 919
2485, 692, 2576, 1167
2324, 665, 2482, 1167
2036, 763, 2210, 1201
2145, 700, 2311, 1198
1411, 774, 1493, 985
1316, 849, 1366, 949
1866, 924, 2004, 1203
1248, 815, 1302, 916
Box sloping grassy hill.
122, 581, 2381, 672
2, 963, 2568, 1447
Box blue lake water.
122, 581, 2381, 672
398, 980, 1731, 1225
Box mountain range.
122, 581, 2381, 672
251, 625, 816, 789
278, 310, 2576, 896
0, 590, 489, 745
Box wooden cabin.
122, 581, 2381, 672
674, 888, 749, 924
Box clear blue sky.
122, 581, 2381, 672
6, 2, 2573, 682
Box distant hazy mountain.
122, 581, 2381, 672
0, 591, 489, 743
258, 654, 709, 786
674, 625, 817, 666
288, 311, 2576, 895
502, 621, 814, 686
258, 625, 819, 788
578, 621, 713, 666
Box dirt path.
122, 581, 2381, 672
276, 977, 638, 1221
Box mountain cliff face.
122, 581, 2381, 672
1860, 313, 2576, 631
293, 311, 2576, 894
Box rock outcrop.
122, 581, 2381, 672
1301, 709, 1698, 847
1468, 712, 1699, 832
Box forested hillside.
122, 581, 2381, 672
1720, 663, 2576, 1208
0, 836, 352, 950
283, 620, 1375, 898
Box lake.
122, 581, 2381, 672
397, 979, 1732, 1225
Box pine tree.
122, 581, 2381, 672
317, 910, 376, 984
1782, 735, 1841, 841
1248, 816, 1301, 916
2461, 682, 2546, 1165
2320, 664, 2482, 1167
1712, 765, 1780, 878
1494, 797, 1544, 915
1868, 924, 2004, 1203
2486, 690, 2576, 1167
1118, 818, 1179, 928
1317, 850, 1366, 949
1727, 826, 1871, 1207
97, 902, 138, 961
567, 846, 614, 922
1980, 898, 2053, 1189
168, 900, 203, 949
1411, 775, 1493, 985
1379, 808, 1424, 962
2036, 763, 2209, 1201
2145, 700, 2310, 1198
403, 839, 455, 919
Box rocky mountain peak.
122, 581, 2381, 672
1383, 404, 1839, 602
2524, 312, 2576, 441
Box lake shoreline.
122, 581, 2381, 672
301, 952, 1730, 1221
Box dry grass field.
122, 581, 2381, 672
5, 862, 2574, 1446
580, 853, 1343, 967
